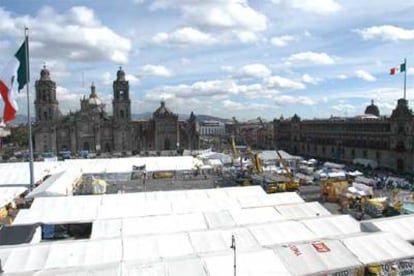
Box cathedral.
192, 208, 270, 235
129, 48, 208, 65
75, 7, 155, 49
33, 66, 199, 156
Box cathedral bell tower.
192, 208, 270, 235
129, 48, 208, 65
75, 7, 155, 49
34, 65, 59, 124
112, 67, 131, 123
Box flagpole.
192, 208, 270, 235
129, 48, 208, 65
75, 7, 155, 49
24, 27, 35, 191
404, 58, 407, 100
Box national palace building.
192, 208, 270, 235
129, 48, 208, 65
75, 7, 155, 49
273, 98, 414, 173
33, 66, 199, 155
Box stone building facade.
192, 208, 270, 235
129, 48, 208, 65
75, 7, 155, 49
273, 99, 414, 173
33, 67, 199, 155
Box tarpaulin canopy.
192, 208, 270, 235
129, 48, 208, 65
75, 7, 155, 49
274, 239, 362, 276
248, 220, 318, 246
300, 215, 361, 238
340, 232, 414, 265
274, 202, 331, 220
361, 214, 414, 243
26, 169, 82, 198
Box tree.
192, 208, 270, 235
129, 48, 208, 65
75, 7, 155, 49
10, 125, 29, 148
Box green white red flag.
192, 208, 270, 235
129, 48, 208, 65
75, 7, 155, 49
390, 62, 406, 75
0, 38, 29, 122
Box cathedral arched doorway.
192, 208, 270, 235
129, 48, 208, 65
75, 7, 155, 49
83, 142, 90, 151
104, 143, 111, 153
164, 138, 170, 150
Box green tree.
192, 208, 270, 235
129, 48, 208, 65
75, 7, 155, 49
10, 125, 29, 148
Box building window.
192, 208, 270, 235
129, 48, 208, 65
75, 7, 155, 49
351, 149, 355, 158
363, 150, 367, 158
376, 151, 381, 160
120, 110, 124, 119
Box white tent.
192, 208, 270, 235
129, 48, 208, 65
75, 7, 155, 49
274, 239, 362, 276
340, 232, 414, 266
300, 215, 361, 238
203, 249, 292, 276
26, 169, 82, 198
0, 186, 27, 208
361, 214, 414, 243
236, 192, 305, 209
248, 220, 318, 246
14, 186, 269, 225
230, 207, 285, 225
0, 161, 66, 186
274, 202, 331, 220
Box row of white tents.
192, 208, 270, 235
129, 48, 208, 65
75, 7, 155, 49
1, 186, 414, 275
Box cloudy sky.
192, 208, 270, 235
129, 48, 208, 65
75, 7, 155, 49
1, 0, 414, 121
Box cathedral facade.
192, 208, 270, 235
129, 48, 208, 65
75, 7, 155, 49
33, 67, 199, 155
273, 99, 414, 173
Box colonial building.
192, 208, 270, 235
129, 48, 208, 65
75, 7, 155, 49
33, 66, 199, 155
273, 99, 414, 173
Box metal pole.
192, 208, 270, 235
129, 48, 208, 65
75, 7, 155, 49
404, 58, 407, 100
231, 234, 236, 276
24, 27, 35, 191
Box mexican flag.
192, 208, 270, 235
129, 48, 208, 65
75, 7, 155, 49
390, 61, 406, 75
0, 38, 29, 122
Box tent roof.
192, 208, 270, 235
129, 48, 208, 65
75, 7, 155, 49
360, 214, 414, 242
248, 220, 318, 246
274, 202, 331, 220
26, 169, 82, 198
0, 186, 27, 208
300, 215, 361, 238
340, 232, 414, 265
274, 239, 362, 275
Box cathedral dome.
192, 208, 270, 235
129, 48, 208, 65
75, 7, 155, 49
153, 100, 176, 118
365, 99, 380, 117
40, 65, 50, 81
88, 82, 103, 106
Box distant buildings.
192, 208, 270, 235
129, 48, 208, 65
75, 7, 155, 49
274, 99, 414, 173
33, 67, 199, 155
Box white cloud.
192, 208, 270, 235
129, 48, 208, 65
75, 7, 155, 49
274, 95, 316, 105
355, 25, 414, 41
331, 102, 356, 113
151, 0, 267, 33
0, 6, 131, 63
337, 74, 348, 80
222, 100, 271, 112
146, 79, 238, 99
301, 74, 321, 84
266, 75, 305, 90
139, 65, 174, 77
408, 67, 414, 76
102, 71, 140, 85
286, 51, 335, 66
236, 31, 261, 43
149, 0, 267, 46
270, 35, 295, 47
126, 74, 141, 85
272, 0, 341, 14
355, 70, 376, 82
237, 64, 271, 79
222, 99, 245, 111
152, 27, 217, 46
